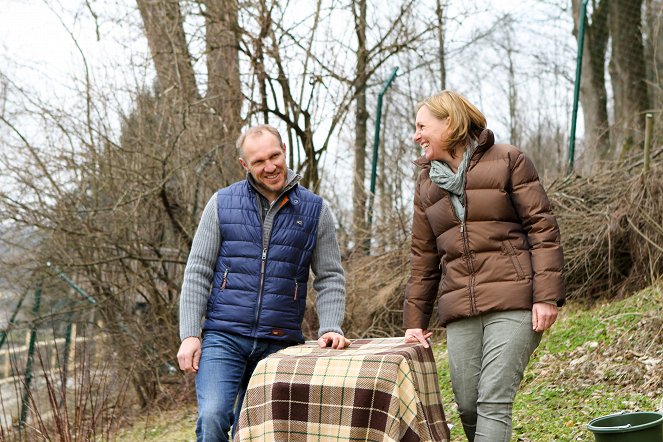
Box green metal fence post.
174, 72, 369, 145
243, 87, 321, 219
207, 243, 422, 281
0, 290, 28, 350
365, 67, 399, 253
47, 262, 97, 305
19, 282, 42, 429
568, 0, 589, 175
45, 262, 98, 406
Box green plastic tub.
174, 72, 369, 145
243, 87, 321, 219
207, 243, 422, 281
587, 411, 663, 442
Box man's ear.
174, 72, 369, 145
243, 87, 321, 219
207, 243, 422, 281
239, 158, 249, 172
281, 143, 286, 154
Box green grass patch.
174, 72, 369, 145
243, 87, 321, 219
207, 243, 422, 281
113, 407, 197, 442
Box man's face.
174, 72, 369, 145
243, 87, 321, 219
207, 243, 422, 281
239, 132, 287, 202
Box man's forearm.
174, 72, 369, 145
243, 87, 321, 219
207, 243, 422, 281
311, 203, 346, 336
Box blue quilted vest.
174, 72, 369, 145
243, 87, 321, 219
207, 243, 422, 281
202, 179, 322, 343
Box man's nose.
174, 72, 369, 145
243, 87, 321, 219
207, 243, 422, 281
264, 161, 276, 172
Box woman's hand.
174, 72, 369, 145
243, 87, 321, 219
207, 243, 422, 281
404, 328, 433, 348
532, 302, 558, 332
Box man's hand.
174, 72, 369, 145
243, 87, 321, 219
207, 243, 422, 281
532, 302, 558, 332
404, 328, 433, 348
317, 332, 351, 350
177, 336, 202, 373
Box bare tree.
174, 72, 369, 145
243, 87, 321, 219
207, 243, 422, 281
436, 0, 447, 90
136, 0, 199, 100
352, 0, 370, 255
644, 0, 663, 112
572, 0, 611, 159
137, 0, 243, 186
609, 0, 650, 155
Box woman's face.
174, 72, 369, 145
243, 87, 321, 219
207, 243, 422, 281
413, 105, 451, 161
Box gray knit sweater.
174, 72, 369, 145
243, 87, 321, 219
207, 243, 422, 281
179, 171, 346, 341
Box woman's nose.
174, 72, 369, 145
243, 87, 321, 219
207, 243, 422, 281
413, 131, 420, 143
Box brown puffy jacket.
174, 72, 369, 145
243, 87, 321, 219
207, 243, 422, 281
403, 129, 565, 328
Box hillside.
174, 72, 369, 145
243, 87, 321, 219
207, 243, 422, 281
113, 283, 662, 442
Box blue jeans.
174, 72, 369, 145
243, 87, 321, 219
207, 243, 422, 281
446, 310, 542, 442
195, 331, 291, 442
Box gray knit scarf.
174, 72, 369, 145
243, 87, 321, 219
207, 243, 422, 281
429, 139, 477, 221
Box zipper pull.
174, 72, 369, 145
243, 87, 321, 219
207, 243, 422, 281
260, 248, 267, 273
460, 222, 465, 233
294, 281, 299, 301
221, 269, 228, 290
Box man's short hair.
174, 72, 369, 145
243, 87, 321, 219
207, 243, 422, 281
236, 125, 283, 158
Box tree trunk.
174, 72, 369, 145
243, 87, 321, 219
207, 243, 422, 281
644, 0, 662, 129
609, 0, 650, 155
136, 0, 198, 100
353, 0, 369, 255
505, 34, 520, 147
572, 0, 611, 160
204, 0, 244, 183
436, 0, 446, 90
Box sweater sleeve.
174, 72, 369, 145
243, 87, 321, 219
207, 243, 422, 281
179, 194, 221, 340
310, 201, 346, 337
403, 173, 441, 329
510, 152, 566, 306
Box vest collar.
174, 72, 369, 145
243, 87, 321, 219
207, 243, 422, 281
246, 168, 301, 202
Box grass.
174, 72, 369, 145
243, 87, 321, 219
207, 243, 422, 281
113, 406, 197, 442
113, 284, 662, 441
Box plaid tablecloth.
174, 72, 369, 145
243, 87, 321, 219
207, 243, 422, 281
234, 337, 450, 442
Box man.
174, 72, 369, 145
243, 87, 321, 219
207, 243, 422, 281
176, 124, 349, 442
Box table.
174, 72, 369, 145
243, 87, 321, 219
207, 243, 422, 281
234, 337, 450, 442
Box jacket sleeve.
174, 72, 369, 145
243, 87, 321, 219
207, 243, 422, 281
510, 152, 566, 306
311, 201, 346, 337
403, 173, 442, 329
179, 194, 221, 340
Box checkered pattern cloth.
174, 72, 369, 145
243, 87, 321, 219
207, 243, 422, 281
234, 337, 450, 442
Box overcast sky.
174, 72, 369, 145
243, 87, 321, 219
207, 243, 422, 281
1, 0, 150, 115
1, 0, 579, 188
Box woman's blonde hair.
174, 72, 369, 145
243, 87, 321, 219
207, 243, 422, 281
418, 90, 487, 156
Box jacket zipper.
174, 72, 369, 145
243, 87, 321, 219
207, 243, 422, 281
459, 220, 477, 315
452, 161, 477, 315
294, 280, 299, 301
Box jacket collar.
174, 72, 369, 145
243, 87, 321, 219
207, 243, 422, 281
413, 129, 495, 169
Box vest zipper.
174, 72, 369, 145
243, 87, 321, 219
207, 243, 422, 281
252, 192, 288, 336
294, 281, 299, 301
253, 247, 268, 332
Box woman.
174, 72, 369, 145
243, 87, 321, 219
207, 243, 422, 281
403, 90, 565, 442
